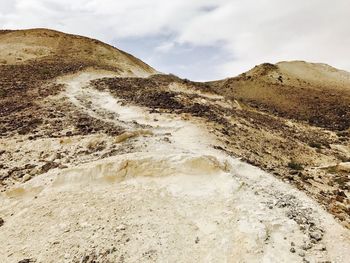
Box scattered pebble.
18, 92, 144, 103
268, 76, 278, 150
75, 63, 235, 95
309, 231, 323, 241
116, 224, 126, 231
22, 174, 31, 182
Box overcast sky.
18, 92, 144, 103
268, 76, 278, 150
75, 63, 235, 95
1, 0, 349, 81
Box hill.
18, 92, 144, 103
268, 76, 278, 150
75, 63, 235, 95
208, 61, 350, 130
0, 28, 156, 76
0, 29, 349, 262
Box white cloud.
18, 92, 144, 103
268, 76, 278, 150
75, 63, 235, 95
177, 0, 350, 76
0, 0, 349, 80
154, 42, 175, 53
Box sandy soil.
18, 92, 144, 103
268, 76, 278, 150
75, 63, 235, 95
1, 72, 350, 263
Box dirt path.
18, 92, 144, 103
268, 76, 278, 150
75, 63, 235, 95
1, 71, 350, 263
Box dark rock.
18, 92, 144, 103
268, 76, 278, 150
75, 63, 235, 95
18, 259, 35, 263
195, 237, 200, 244
40, 162, 59, 174
302, 242, 313, 251
309, 231, 323, 241
335, 195, 345, 203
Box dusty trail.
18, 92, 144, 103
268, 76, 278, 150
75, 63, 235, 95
1, 71, 350, 263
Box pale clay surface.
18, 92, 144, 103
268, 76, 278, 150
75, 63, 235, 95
1, 71, 350, 263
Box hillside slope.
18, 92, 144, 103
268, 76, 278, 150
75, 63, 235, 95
206, 61, 350, 227
0, 29, 349, 262
0, 28, 156, 139
0, 28, 156, 76
209, 61, 350, 130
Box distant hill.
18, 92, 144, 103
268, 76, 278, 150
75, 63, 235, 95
208, 61, 350, 130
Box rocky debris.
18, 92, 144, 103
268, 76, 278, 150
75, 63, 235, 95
0, 217, 4, 227
334, 190, 347, 203
0, 130, 133, 189
40, 162, 60, 174
86, 138, 107, 152
301, 241, 313, 251
75, 116, 123, 136
273, 193, 326, 254
309, 230, 323, 241
73, 248, 118, 263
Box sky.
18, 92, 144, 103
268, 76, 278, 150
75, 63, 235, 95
0, 0, 349, 81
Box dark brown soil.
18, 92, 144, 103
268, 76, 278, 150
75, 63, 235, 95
0, 59, 127, 138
